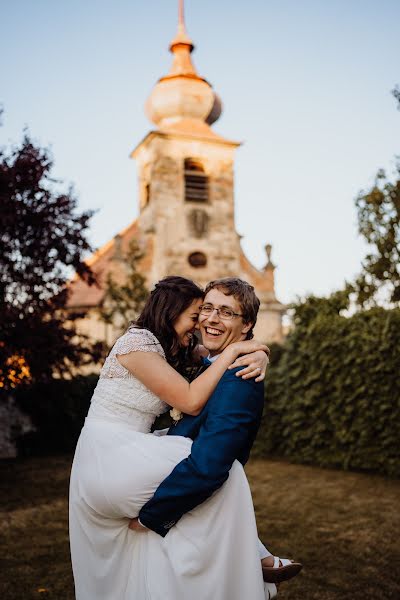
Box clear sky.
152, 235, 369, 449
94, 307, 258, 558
1, 0, 399, 304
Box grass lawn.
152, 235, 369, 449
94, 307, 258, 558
0, 455, 399, 599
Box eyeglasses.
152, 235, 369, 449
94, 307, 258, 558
199, 304, 243, 321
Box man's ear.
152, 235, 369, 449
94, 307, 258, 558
241, 321, 253, 335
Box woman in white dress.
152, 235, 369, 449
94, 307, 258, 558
69, 276, 275, 600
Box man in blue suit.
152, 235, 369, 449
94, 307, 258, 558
138, 277, 263, 533
133, 277, 301, 585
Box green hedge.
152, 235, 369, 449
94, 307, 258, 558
11, 374, 98, 455
9, 374, 172, 456
255, 305, 400, 477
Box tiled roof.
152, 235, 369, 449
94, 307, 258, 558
67, 220, 153, 309
239, 250, 281, 302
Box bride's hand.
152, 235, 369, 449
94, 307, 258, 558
228, 349, 270, 382
128, 517, 148, 532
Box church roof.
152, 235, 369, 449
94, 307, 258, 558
66, 220, 154, 309
239, 247, 285, 308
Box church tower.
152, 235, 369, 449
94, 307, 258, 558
132, 1, 240, 284
132, 1, 284, 341
67, 1, 284, 343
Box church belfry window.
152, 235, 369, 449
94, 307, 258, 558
145, 183, 151, 206
184, 159, 208, 202
141, 181, 151, 209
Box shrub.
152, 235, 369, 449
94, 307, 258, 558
10, 375, 98, 455
256, 304, 400, 477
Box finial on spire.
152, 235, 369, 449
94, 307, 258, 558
177, 0, 189, 37
170, 0, 194, 51
178, 0, 184, 27
264, 244, 276, 270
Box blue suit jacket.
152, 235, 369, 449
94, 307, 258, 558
138, 366, 264, 536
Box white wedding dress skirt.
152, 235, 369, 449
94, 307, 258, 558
69, 329, 268, 599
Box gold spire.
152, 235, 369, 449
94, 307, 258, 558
144, 0, 224, 133
162, 0, 200, 80
171, 0, 194, 49
178, 0, 184, 26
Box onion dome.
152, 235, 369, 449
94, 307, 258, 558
145, 0, 222, 133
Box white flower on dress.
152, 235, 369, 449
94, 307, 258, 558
170, 407, 183, 422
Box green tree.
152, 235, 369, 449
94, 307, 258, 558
98, 239, 149, 333
0, 134, 103, 389
354, 165, 400, 306
353, 88, 400, 307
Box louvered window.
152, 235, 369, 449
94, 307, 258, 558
184, 159, 208, 202
144, 183, 150, 206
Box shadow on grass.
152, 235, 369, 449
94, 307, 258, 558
0, 455, 399, 599
246, 459, 400, 600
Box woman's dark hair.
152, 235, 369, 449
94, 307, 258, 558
133, 276, 204, 369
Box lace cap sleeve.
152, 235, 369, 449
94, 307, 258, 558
111, 328, 166, 360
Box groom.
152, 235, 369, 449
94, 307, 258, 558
138, 277, 263, 529
133, 277, 301, 585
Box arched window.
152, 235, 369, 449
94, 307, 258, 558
184, 158, 208, 202
144, 183, 150, 206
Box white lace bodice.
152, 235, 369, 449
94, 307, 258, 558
88, 328, 169, 432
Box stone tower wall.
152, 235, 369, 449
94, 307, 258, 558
134, 133, 242, 288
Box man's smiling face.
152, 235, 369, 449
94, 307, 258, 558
199, 288, 252, 356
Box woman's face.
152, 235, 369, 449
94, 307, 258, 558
173, 298, 203, 347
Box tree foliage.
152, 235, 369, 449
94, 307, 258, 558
354, 166, 400, 306
353, 87, 400, 307
98, 239, 149, 333
255, 296, 400, 477
0, 135, 104, 389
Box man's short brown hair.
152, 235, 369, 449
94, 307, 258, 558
203, 277, 260, 339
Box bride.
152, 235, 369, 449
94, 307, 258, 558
69, 276, 274, 599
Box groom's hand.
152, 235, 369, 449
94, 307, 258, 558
129, 517, 148, 532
